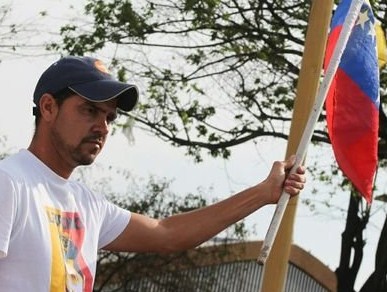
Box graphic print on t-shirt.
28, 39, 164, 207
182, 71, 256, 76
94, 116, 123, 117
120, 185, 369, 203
46, 207, 93, 292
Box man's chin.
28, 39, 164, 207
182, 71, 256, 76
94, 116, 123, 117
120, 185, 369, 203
78, 158, 95, 166
80, 151, 100, 165
73, 151, 100, 166
72, 143, 103, 166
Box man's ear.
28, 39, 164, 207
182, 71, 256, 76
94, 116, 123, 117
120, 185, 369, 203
38, 93, 58, 121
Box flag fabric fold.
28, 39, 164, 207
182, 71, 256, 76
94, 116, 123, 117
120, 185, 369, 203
324, 0, 379, 203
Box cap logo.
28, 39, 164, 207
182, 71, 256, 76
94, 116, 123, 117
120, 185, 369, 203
94, 60, 110, 74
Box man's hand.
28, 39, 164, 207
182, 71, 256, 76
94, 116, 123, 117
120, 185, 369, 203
262, 155, 306, 204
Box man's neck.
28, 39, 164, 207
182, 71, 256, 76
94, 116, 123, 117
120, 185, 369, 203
28, 141, 74, 179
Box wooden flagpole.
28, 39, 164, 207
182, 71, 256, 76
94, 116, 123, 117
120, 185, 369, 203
258, 0, 334, 291
257, 0, 365, 266
259, 0, 366, 289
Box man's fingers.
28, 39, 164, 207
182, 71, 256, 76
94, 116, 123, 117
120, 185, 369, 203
285, 155, 297, 170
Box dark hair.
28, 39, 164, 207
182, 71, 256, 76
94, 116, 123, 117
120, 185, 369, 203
33, 87, 76, 127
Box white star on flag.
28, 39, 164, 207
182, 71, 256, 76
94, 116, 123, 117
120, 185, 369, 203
356, 9, 369, 29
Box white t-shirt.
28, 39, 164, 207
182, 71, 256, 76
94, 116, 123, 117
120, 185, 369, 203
0, 149, 131, 291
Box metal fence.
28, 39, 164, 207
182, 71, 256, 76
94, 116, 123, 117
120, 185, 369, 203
105, 260, 329, 292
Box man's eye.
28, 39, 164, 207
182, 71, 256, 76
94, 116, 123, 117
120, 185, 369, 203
85, 106, 97, 115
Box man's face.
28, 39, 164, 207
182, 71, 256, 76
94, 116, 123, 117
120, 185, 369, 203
50, 94, 118, 167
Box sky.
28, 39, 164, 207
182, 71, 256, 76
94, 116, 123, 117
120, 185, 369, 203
1, 0, 386, 290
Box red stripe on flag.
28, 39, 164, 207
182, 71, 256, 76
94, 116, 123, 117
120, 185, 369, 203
326, 69, 378, 202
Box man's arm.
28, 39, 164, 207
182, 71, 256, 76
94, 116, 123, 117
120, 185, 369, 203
103, 156, 305, 253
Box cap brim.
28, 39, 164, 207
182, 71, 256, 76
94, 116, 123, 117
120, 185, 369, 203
69, 80, 139, 111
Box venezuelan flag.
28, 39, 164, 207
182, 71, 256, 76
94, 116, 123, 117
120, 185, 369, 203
324, 0, 379, 203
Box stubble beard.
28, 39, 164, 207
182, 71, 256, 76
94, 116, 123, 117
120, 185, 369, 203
51, 128, 101, 167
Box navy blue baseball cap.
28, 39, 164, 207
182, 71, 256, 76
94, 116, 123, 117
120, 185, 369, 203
33, 56, 139, 111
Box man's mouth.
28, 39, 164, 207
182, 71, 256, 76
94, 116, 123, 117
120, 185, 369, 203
83, 139, 103, 149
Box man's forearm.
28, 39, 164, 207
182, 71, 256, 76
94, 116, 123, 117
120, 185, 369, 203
158, 182, 270, 252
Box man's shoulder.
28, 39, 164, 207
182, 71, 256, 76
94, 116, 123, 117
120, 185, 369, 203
0, 150, 26, 174
0, 150, 35, 177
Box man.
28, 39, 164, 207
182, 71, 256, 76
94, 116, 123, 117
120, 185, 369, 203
0, 56, 306, 291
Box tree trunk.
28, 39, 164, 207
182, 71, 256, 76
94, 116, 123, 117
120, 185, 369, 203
336, 191, 369, 292
360, 214, 387, 292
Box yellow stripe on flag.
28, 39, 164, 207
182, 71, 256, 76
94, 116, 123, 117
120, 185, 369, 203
375, 22, 387, 68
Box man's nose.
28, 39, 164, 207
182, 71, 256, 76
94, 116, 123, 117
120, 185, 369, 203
93, 115, 110, 135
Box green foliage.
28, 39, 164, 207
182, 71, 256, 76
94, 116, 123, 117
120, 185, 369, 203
84, 0, 151, 39
48, 0, 387, 197
49, 0, 323, 161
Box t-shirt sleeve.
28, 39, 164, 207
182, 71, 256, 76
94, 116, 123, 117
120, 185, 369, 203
0, 172, 16, 258
98, 199, 131, 249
